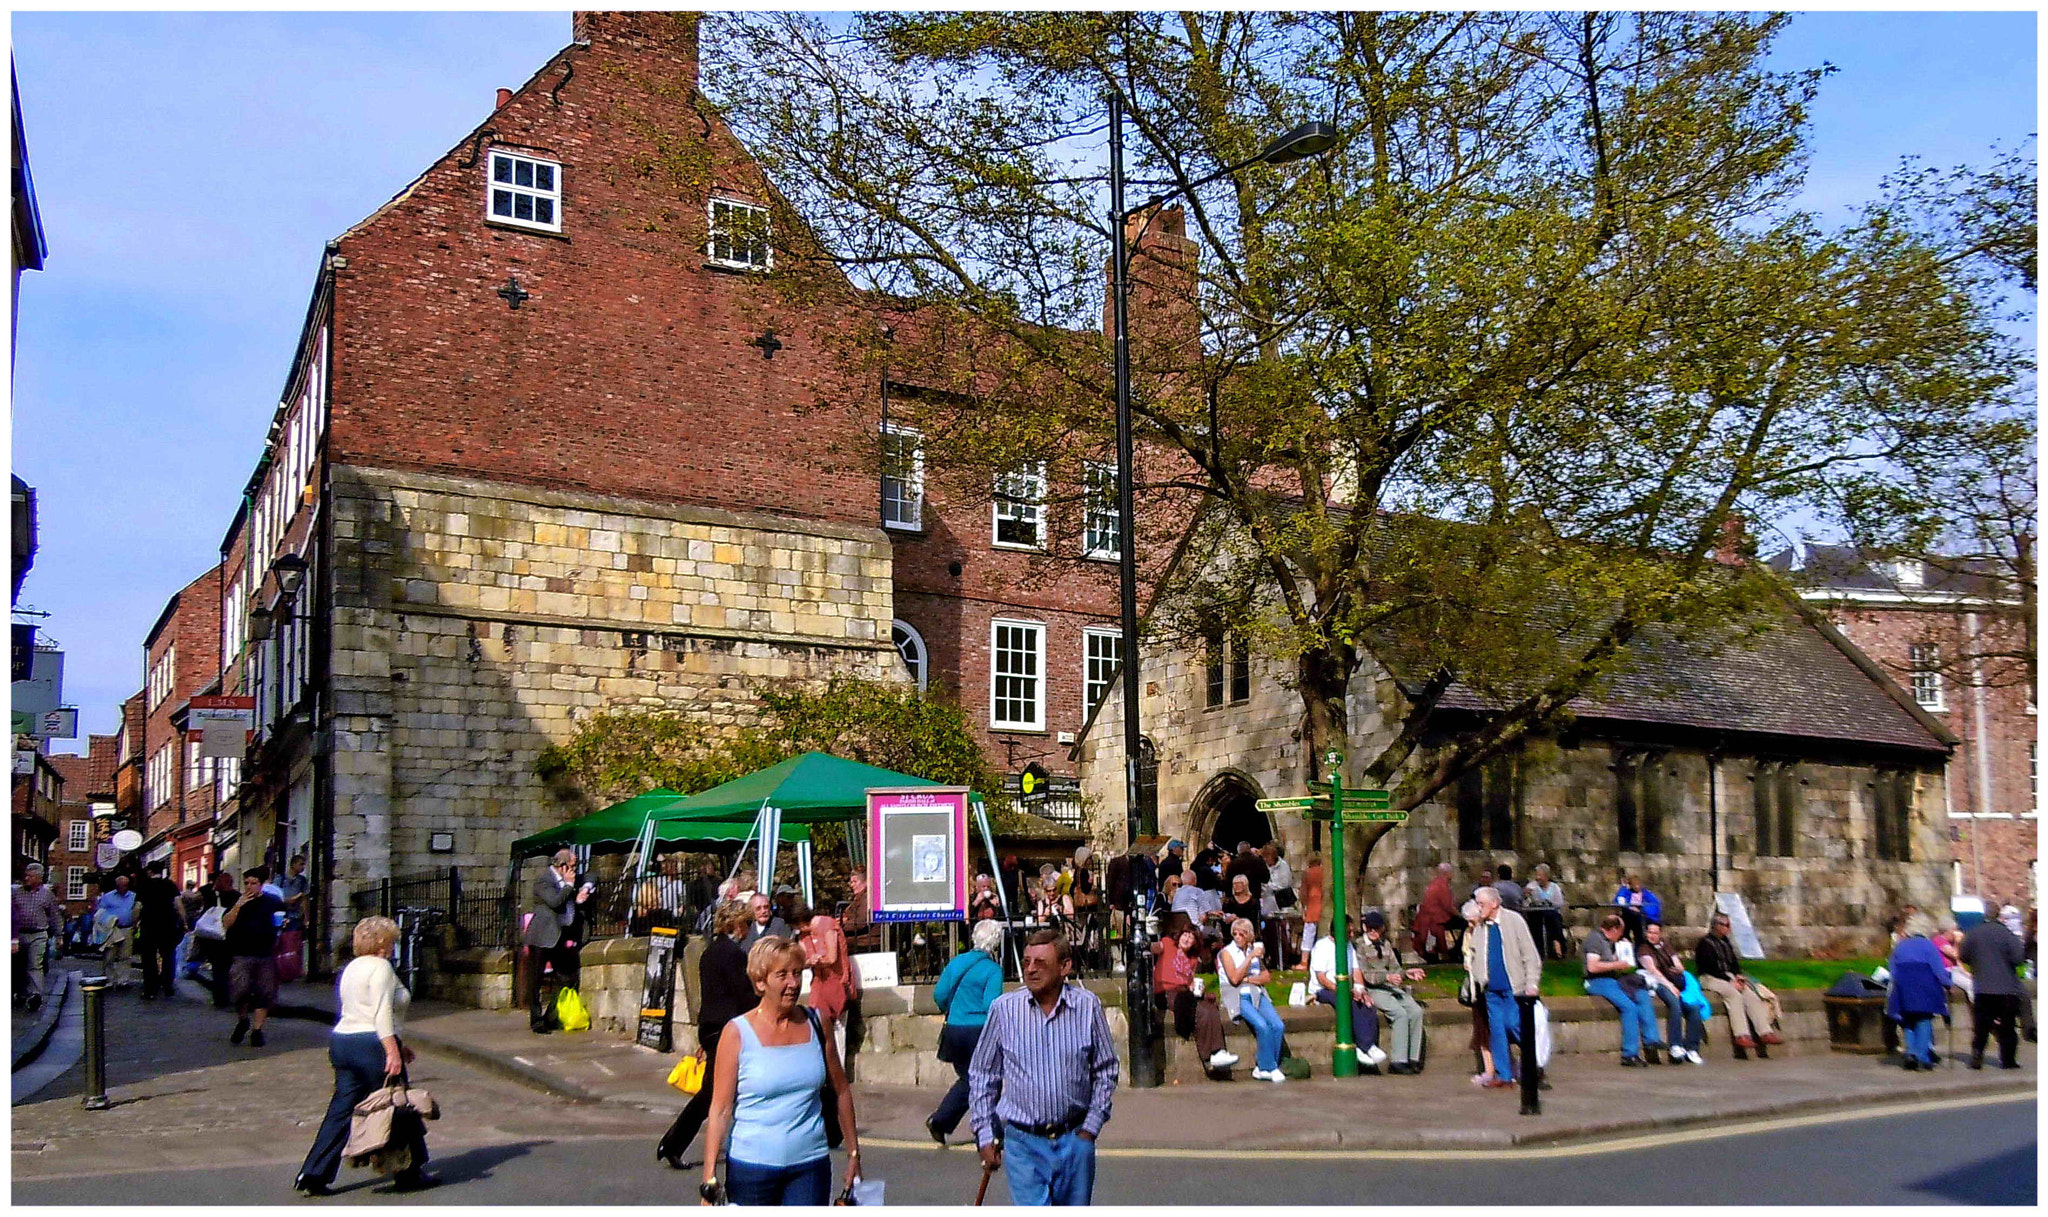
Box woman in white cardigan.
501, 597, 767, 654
295, 916, 434, 1195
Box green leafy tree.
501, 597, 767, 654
699, 12, 2025, 826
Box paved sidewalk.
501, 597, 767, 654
258, 978, 2037, 1151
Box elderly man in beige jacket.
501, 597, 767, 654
1462, 885, 1543, 1087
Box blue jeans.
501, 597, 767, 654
300, 1033, 428, 1185
1236, 990, 1285, 1071
1483, 988, 1520, 1082
1901, 1013, 1936, 1064
1652, 985, 1703, 1051
929, 1023, 983, 1136
1316, 988, 1379, 1053
1003, 1125, 1096, 1206
1586, 977, 1663, 1057
726, 1155, 831, 1206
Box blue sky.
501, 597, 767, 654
9, 11, 2038, 747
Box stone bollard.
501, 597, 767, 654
81, 975, 110, 1111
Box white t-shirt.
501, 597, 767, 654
1308, 936, 1360, 992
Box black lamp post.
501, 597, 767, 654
1108, 94, 1336, 1088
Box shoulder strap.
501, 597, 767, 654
804, 1007, 833, 1078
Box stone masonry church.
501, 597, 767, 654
215, 10, 1960, 964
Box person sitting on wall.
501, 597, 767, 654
1638, 921, 1707, 1065
1693, 911, 1783, 1059
1153, 926, 1237, 1073
1411, 862, 1461, 964
1309, 924, 1384, 1073
1358, 910, 1428, 1074
1583, 913, 1666, 1067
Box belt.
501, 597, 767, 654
1004, 1112, 1087, 1139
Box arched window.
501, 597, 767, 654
892, 620, 927, 692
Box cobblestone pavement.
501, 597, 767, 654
11, 977, 661, 1187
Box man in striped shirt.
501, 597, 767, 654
968, 929, 1119, 1205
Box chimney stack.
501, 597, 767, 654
1712, 516, 1749, 567
572, 11, 702, 94
495, 88, 513, 110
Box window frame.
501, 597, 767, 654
485, 148, 563, 234
991, 461, 1048, 551
66, 819, 89, 852
1908, 644, 1945, 711
66, 866, 87, 901
1083, 626, 1123, 712
1081, 460, 1122, 560
706, 196, 772, 271
989, 618, 1046, 732
880, 424, 925, 531
892, 619, 928, 693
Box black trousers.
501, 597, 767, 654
300, 1032, 429, 1185
530, 943, 581, 1030
204, 939, 233, 1007
1157, 989, 1197, 1039
658, 1025, 726, 1160
138, 925, 178, 997
1972, 992, 2022, 1065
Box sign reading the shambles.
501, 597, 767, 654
637, 925, 682, 1051
866, 786, 970, 923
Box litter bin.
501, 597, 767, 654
1823, 972, 1890, 1054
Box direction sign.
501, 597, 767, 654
1339, 809, 1410, 824
1255, 796, 1329, 813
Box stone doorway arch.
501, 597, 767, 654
1189, 770, 1273, 853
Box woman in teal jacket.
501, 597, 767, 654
925, 919, 1005, 1143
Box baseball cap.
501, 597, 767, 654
1361, 910, 1387, 931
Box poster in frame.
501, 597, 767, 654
867, 786, 970, 923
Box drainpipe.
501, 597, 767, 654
1706, 743, 1721, 897
1967, 611, 1992, 897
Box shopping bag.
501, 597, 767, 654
556, 985, 592, 1032
1286, 981, 1308, 1007
667, 1054, 705, 1094
192, 907, 227, 941
274, 929, 305, 983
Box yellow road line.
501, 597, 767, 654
860, 1089, 2036, 1161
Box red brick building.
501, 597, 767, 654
44, 752, 97, 918
1771, 545, 2037, 914
138, 565, 224, 886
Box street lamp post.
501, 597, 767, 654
1108, 92, 1336, 1088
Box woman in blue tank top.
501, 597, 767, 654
700, 936, 862, 1205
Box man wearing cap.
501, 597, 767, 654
1359, 911, 1429, 1074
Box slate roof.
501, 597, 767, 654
1428, 595, 1951, 754
1765, 544, 2014, 600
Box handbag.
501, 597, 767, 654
804, 1007, 844, 1149
192, 907, 227, 941
274, 929, 305, 984
343, 1079, 441, 1174
667, 1053, 705, 1095
1456, 974, 1478, 1008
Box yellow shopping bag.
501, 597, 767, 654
555, 986, 592, 1032
666, 1053, 705, 1095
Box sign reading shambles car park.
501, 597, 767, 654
866, 786, 969, 923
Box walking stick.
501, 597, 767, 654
974, 1163, 995, 1206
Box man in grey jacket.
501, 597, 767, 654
523, 849, 589, 1033
1959, 916, 2027, 1070
1463, 886, 1542, 1087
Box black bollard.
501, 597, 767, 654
81, 975, 110, 1110
1517, 993, 1541, 1117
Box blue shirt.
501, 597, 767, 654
933, 950, 1004, 1028
968, 984, 1120, 1147
95, 889, 137, 928
1485, 923, 1511, 994
725, 1014, 829, 1168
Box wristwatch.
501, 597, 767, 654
699, 1181, 725, 1204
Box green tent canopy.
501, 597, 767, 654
510, 787, 809, 859
645, 751, 953, 827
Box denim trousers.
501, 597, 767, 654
726, 1155, 832, 1205
1236, 990, 1285, 1071
1586, 977, 1663, 1056
300, 1032, 428, 1185
1652, 984, 1703, 1051
929, 1022, 983, 1136
1900, 1013, 1936, 1064
1482, 988, 1520, 1081
1003, 1125, 1097, 1206
1315, 988, 1379, 1053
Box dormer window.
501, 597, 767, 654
708, 198, 772, 270
1887, 558, 1925, 588
487, 150, 562, 233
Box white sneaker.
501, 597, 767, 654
1250, 1067, 1287, 1084
1686, 1048, 1706, 1066
1355, 1047, 1372, 1066
1208, 1049, 1239, 1069
1364, 1045, 1389, 1066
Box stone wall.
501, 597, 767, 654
322, 463, 905, 954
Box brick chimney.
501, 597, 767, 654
572, 11, 701, 93
1712, 515, 1750, 567
495, 88, 513, 110
1106, 205, 1201, 371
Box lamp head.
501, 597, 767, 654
1258, 121, 1338, 166
270, 551, 309, 597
